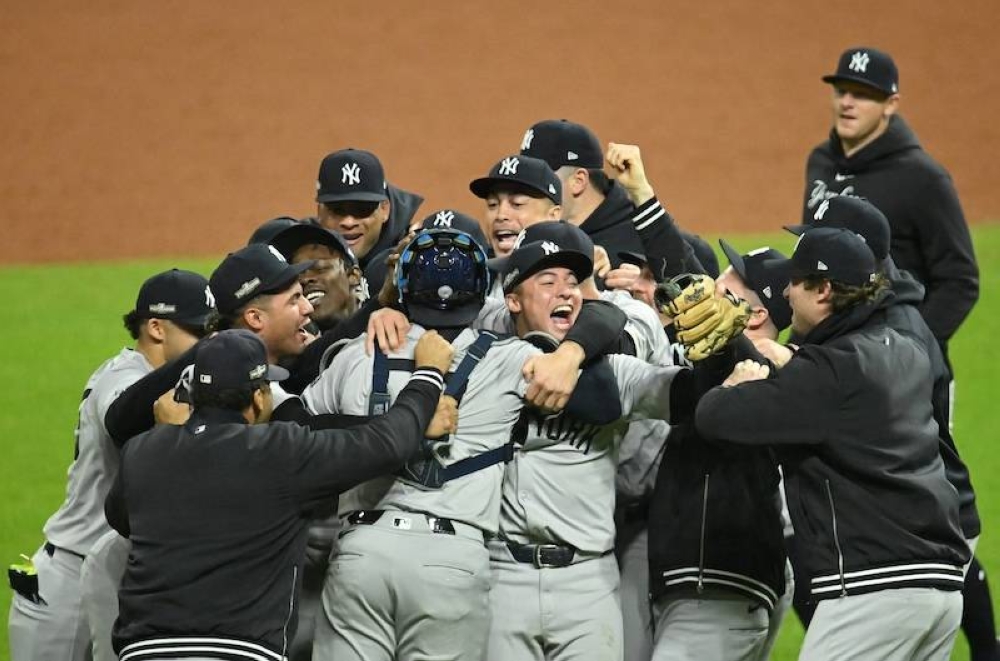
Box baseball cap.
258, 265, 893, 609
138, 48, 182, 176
785, 196, 891, 262
719, 240, 793, 331
520, 119, 604, 170
397, 229, 491, 328
247, 216, 299, 246
192, 330, 289, 397
416, 209, 488, 253
316, 148, 389, 204
133, 269, 214, 328
469, 155, 562, 205
822, 47, 899, 95
765, 227, 877, 287
210, 244, 314, 316
268, 223, 357, 268
489, 221, 595, 274
501, 239, 593, 294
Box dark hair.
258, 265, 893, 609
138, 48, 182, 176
123, 310, 143, 339
799, 273, 889, 313
586, 168, 611, 193
191, 379, 268, 411
124, 313, 208, 340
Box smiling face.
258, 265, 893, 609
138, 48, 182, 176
484, 185, 561, 257
292, 243, 357, 328
505, 266, 582, 340
830, 82, 898, 156
785, 278, 830, 337
242, 282, 314, 362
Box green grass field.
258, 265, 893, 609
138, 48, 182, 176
1, 225, 997, 660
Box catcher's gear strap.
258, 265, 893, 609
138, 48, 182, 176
369, 331, 512, 489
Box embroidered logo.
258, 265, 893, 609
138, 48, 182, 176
849, 51, 870, 73
817, 261, 829, 271
540, 241, 560, 255
268, 245, 288, 263
814, 199, 831, 221
521, 129, 534, 150
433, 210, 455, 228
498, 157, 519, 176
341, 162, 361, 186
204, 286, 216, 308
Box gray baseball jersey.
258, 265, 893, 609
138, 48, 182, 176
43, 348, 152, 554
499, 354, 681, 554
302, 325, 539, 532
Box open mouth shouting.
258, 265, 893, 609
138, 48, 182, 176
550, 303, 575, 332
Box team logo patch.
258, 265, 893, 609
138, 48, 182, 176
234, 277, 261, 300
341, 162, 361, 185
498, 157, 519, 176
849, 51, 870, 73
148, 302, 177, 314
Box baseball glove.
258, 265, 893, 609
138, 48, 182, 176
655, 274, 752, 361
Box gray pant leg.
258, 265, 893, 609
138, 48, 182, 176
799, 588, 962, 661
618, 526, 653, 661
8, 546, 91, 661
760, 559, 794, 660
79, 532, 129, 661
652, 592, 769, 661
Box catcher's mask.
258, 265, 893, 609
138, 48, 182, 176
395, 228, 490, 328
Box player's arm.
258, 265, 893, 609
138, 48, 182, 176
913, 172, 980, 342
104, 459, 130, 537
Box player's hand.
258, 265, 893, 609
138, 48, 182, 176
366, 308, 411, 354
722, 360, 770, 387
414, 330, 454, 373
424, 395, 459, 438
604, 262, 641, 292
606, 142, 655, 206
154, 390, 191, 425
752, 337, 795, 368
522, 341, 585, 412
592, 245, 612, 279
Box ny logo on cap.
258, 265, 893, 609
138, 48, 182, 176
814, 199, 831, 221
204, 286, 216, 308
498, 157, 519, 176
434, 210, 455, 228
341, 162, 361, 186
541, 241, 560, 255
512, 229, 528, 251
521, 129, 534, 150
849, 51, 870, 73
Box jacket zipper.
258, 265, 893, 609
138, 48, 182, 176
697, 474, 710, 593
825, 480, 847, 597
281, 564, 298, 657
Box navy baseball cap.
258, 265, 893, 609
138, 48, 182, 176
210, 244, 314, 316
316, 148, 388, 204
416, 209, 488, 253
520, 119, 604, 170
766, 227, 877, 287
247, 216, 299, 246
501, 239, 593, 294
719, 239, 793, 331
192, 330, 289, 397
785, 196, 891, 262
133, 269, 214, 328
469, 155, 562, 205
822, 47, 899, 96
489, 221, 594, 274
268, 223, 357, 268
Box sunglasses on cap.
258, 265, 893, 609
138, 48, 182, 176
324, 200, 381, 218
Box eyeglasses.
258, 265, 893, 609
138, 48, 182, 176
324, 200, 380, 218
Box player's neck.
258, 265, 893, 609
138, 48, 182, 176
565, 189, 603, 225
135, 339, 167, 369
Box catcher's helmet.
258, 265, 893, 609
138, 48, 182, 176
396, 228, 490, 328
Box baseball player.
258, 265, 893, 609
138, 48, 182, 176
469, 153, 563, 260
646, 243, 792, 661
803, 47, 978, 352
7, 269, 212, 661
303, 225, 630, 661
697, 227, 970, 661
105, 328, 456, 661
314, 148, 423, 291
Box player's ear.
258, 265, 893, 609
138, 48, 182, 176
145, 318, 166, 342
505, 291, 522, 315
546, 203, 563, 220
242, 306, 265, 332
884, 94, 900, 119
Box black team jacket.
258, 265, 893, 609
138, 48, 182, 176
802, 115, 978, 346
697, 290, 969, 602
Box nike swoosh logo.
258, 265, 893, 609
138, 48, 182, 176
834, 173, 854, 182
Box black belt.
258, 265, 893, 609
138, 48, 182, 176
507, 542, 577, 568
44, 542, 85, 561
347, 510, 456, 535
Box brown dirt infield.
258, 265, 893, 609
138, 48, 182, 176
2, 0, 998, 265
